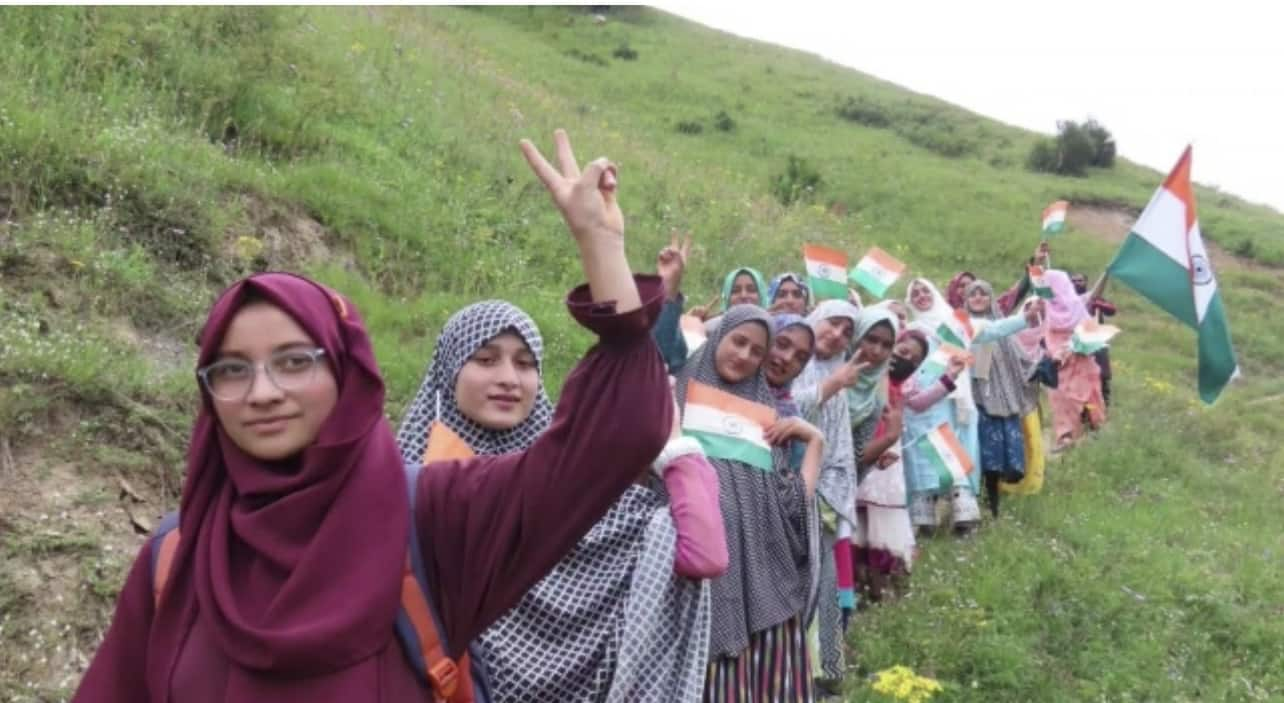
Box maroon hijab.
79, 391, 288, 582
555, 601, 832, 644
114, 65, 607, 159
946, 271, 975, 310
146, 273, 407, 700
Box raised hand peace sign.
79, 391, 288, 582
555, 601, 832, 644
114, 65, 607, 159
520, 129, 622, 245
657, 230, 693, 301
520, 130, 639, 311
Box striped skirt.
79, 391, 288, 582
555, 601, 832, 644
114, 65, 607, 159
704, 616, 814, 703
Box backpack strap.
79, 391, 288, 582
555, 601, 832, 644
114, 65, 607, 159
396, 463, 478, 703
146, 474, 484, 702
150, 511, 182, 609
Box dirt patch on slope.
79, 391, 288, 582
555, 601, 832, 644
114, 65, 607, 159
1067, 202, 1269, 275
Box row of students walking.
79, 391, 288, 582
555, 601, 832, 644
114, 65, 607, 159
75, 131, 1114, 703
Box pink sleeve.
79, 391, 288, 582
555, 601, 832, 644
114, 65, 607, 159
662, 453, 729, 579
904, 376, 955, 412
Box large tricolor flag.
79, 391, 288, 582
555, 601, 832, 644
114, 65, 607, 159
682, 380, 778, 471
1042, 200, 1069, 236
914, 423, 973, 489
1106, 146, 1238, 403
803, 244, 849, 301
1071, 319, 1121, 355
849, 246, 907, 298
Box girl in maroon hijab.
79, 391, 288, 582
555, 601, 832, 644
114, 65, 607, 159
73, 130, 674, 703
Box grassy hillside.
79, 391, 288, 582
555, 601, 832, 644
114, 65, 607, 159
1, 7, 1280, 701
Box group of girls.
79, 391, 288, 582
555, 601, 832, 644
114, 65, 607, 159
74, 130, 1110, 703
658, 239, 1110, 699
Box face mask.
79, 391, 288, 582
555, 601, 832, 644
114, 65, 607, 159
889, 356, 918, 381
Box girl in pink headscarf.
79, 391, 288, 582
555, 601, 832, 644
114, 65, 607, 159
1042, 269, 1106, 452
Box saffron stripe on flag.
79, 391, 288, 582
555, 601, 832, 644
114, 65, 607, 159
1042, 200, 1069, 235
685, 380, 777, 427
804, 244, 850, 301
1105, 146, 1238, 403
1029, 265, 1055, 299
849, 246, 906, 298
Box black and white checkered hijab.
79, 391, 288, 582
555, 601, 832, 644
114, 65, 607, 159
396, 301, 553, 464
676, 304, 811, 658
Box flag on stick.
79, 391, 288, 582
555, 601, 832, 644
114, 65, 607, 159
1029, 265, 1055, 299
1042, 200, 1069, 236
682, 380, 778, 471
1105, 146, 1237, 403
849, 246, 907, 298
803, 244, 849, 301
1071, 319, 1121, 355
914, 423, 974, 489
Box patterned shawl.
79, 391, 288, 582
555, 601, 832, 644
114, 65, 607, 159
964, 280, 1037, 418
675, 305, 810, 658
404, 303, 708, 702
395, 301, 553, 464
794, 300, 863, 522
479, 484, 711, 703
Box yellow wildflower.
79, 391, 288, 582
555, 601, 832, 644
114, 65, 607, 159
871, 665, 945, 703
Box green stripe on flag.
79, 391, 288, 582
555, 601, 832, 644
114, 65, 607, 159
1197, 292, 1237, 404
936, 323, 965, 348
684, 430, 774, 471
809, 277, 849, 301
1108, 232, 1198, 328
849, 269, 891, 298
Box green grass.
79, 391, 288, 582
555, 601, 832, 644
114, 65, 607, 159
0, 6, 1281, 701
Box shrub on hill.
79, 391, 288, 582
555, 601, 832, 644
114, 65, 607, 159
770, 154, 822, 206
1028, 118, 1117, 176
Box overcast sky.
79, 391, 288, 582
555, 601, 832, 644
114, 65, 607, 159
653, 1, 1284, 212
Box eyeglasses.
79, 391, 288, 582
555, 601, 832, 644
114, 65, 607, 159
198, 348, 327, 402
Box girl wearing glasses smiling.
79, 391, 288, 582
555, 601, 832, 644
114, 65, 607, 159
73, 131, 678, 703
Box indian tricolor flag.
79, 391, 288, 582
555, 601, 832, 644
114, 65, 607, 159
849, 246, 906, 298
1042, 200, 1069, 236
682, 380, 777, 471
918, 343, 968, 380
934, 320, 968, 349
679, 314, 707, 357
803, 244, 849, 301
914, 423, 973, 489
422, 421, 475, 464
1029, 265, 1055, 299
1106, 146, 1238, 403
1071, 319, 1120, 355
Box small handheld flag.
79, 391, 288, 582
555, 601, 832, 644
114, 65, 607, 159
682, 380, 778, 471
1042, 200, 1069, 237
1071, 319, 1120, 355
422, 421, 475, 464
849, 246, 907, 298
918, 343, 970, 380
803, 244, 849, 301
914, 423, 973, 489
1029, 265, 1055, 299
